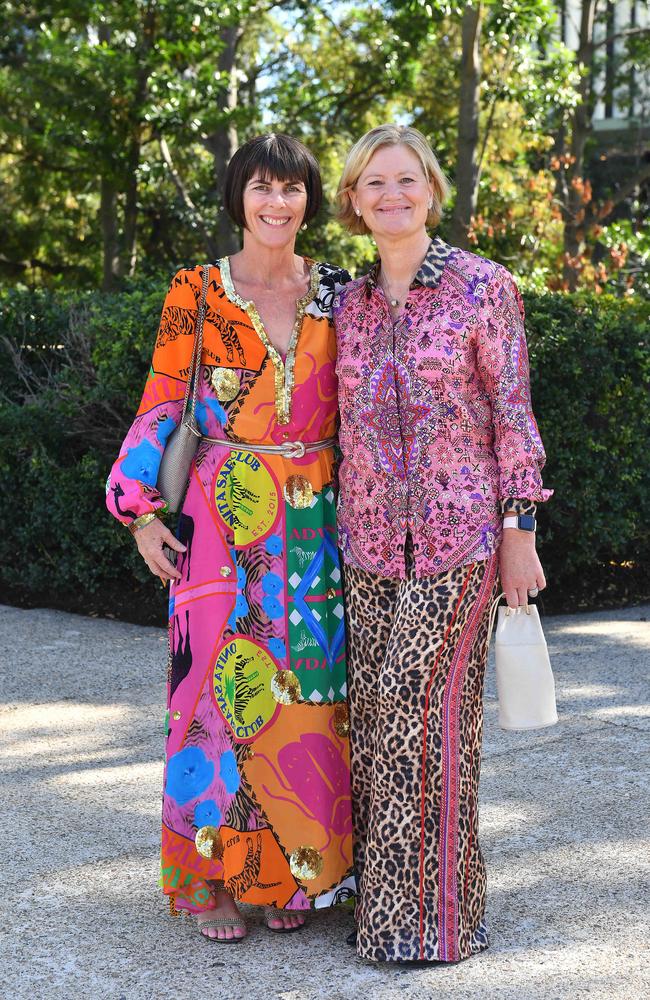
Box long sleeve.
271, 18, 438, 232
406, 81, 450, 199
476, 264, 552, 504
106, 267, 201, 526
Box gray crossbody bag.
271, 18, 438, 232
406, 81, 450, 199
157, 263, 210, 513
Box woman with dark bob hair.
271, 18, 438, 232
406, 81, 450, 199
107, 134, 355, 941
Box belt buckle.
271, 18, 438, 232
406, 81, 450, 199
285, 441, 306, 458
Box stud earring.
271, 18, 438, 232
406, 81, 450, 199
428, 200, 433, 210
301, 223, 308, 231
355, 208, 361, 216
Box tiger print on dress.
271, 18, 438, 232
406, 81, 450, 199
225, 833, 281, 896
156, 305, 196, 349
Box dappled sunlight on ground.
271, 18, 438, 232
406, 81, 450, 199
1, 602, 649, 999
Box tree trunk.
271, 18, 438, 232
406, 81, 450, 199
118, 138, 141, 279
100, 179, 120, 291
449, 3, 482, 249
562, 0, 597, 290
97, 22, 120, 291
203, 24, 243, 256
117, 2, 157, 279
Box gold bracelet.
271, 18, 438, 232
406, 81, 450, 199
127, 511, 159, 535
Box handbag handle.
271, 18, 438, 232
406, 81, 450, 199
487, 591, 532, 639
180, 263, 211, 430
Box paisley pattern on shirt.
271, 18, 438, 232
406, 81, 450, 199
333, 238, 551, 580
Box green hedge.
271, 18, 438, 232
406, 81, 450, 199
1, 282, 648, 624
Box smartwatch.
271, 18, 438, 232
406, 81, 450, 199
503, 513, 536, 532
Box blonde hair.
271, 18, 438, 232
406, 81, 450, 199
336, 124, 450, 235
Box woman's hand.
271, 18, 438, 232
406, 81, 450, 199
133, 519, 186, 583
498, 530, 546, 609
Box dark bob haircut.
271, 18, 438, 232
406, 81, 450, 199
223, 133, 323, 229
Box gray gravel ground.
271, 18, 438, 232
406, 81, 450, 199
1, 601, 648, 1000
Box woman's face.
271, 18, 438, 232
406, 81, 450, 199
350, 144, 433, 240
242, 174, 308, 249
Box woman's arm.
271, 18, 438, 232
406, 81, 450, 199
106, 267, 202, 579
476, 265, 552, 607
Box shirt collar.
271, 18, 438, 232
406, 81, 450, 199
364, 235, 456, 298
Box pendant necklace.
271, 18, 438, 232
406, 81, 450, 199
379, 274, 400, 308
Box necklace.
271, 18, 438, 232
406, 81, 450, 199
378, 273, 401, 308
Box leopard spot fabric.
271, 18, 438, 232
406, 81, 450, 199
343, 547, 499, 963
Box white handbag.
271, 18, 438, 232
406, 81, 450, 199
488, 595, 558, 730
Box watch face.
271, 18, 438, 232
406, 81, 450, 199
518, 514, 537, 532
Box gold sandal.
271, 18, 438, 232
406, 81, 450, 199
197, 910, 247, 943
264, 907, 307, 934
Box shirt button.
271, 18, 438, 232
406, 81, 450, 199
220, 565, 232, 577
327, 587, 337, 599
172, 710, 182, 721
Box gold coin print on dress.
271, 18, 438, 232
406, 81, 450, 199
333, 702, 350, 738
289, 846, 324, 881
211, 367, 240, 402
271, 669, 301, 705
283, 474, 314, 509
195, 826, 224, 860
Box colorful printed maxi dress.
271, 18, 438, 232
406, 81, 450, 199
106, 259, 355, 915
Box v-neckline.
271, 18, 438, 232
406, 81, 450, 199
218, 255, 320, 425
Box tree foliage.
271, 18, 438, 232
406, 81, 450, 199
0, 0, 648, 292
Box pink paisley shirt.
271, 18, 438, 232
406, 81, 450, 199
333, 236, 552, 580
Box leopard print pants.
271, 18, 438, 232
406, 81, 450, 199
343, 547, 500, 963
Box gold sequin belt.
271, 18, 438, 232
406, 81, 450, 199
198, 434, 337, 460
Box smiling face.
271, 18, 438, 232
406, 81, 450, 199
350, 143, 434, 241
242, 175, 308, 249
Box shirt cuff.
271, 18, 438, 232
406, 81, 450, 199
501, 497, 537, 517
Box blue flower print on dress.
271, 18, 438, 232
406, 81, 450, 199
269, 637, 286, 661
262, 572, 283, 596
262, 595, 284, 620
120, 439, 162, 486
265, 534, 283, 556
228, 594, 249, 632
165, 746, 214, 805
219, 750, 241, 794
194, 799, 222, 828
234, 595, 249, 618
157, 417, 177, 446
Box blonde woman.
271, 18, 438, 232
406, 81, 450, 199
333, 125, 551, 963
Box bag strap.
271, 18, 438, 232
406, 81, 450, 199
488, 591, 533, 638
180, 263, 211, 427
487, 592, 505, 639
